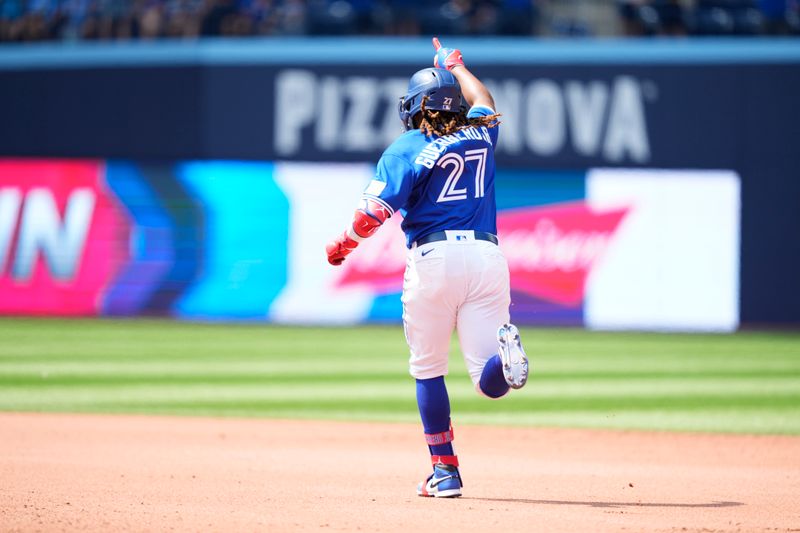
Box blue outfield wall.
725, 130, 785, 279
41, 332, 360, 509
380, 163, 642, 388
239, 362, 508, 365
0, 38, 798, 325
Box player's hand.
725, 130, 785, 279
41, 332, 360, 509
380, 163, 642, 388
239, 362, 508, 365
433, 37, 464, 71
326, 231, 359, 266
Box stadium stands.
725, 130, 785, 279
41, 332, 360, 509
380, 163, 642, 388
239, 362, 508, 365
618, 0, 797, 35
0, 0, 797, 42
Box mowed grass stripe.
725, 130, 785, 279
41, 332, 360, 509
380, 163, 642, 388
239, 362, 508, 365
0, 318, 799, 434
0, 319, 796, 357
2, 375, 799, 399
2, 353, 798, 376
3, 348, 797, 372
2, 377, 800, 399
0, 362, 405, 378
4, 358, 799, 371
2, 387, 797, 412
3, 362, 798, 382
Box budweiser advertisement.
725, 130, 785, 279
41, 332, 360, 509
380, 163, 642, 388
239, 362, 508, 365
331, 202, 629, 320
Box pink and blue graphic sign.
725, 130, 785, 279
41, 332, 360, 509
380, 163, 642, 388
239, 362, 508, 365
0, 159, 739, 330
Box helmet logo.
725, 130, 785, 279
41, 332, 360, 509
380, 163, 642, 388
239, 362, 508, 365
398, 67, 461, 131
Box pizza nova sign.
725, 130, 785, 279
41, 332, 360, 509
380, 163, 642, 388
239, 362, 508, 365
274, 69, 653, 163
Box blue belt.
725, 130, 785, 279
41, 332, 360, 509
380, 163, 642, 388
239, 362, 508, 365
415, 231, 498, 247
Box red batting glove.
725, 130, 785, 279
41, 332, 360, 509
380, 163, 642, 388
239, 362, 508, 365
433, 37, 464, 71
326, 231, 359, 266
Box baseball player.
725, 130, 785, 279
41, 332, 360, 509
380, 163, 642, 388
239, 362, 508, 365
326, 38, 529, 498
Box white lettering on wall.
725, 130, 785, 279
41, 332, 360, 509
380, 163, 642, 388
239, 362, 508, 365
4, 188, 96, 281
603, 76, 651, 162
273, 70, 653, 163
0, 188, 22, 274
565, 81, 609, 156
275, 69, 317, 155
526, 80, 565, 156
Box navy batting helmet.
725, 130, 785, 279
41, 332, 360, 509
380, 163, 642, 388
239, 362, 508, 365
398, 68, 463, 132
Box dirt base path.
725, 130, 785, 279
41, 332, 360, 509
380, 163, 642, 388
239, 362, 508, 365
1, 413, 798, 532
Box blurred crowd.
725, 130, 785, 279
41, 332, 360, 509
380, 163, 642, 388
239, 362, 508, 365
0, 0, 797, 42
0, 0, 536, 41
618, 0, 800, 36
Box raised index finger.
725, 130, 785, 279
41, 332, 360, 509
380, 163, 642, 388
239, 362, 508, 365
432, 37, 441, 51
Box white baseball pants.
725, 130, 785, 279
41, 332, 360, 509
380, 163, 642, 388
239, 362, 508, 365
402, 230, 511, 386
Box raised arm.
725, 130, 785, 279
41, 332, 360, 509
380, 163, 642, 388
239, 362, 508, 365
433, 37, 495, 111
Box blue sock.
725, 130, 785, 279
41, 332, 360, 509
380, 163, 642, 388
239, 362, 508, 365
479, 354, 510, 398
415, 376, 454, 457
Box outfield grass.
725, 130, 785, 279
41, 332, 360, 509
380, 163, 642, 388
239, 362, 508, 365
0, 318, 798, 434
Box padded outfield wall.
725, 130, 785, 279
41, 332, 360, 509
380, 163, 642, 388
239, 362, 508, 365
0, 39, 798, 328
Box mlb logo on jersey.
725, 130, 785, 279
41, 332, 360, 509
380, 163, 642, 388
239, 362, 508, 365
443, 231, 473, 242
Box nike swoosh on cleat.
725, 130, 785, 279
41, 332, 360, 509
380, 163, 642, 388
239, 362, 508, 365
421, 249, 433, 256
428, 475, 455, 489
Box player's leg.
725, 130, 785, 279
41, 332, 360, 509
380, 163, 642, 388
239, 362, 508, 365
457, 287, 513, 399
402, 244, 464, 497
457, 242, 529, 398
402, 245, 459, 381
414, 376, 462, 497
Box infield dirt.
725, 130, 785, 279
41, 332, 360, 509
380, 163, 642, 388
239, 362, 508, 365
1, 413, 798, 532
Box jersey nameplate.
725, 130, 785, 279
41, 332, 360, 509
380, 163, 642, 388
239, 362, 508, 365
415, 126, 492, 169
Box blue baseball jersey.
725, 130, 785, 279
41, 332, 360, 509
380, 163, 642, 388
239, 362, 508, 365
361, 105, 500, 247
